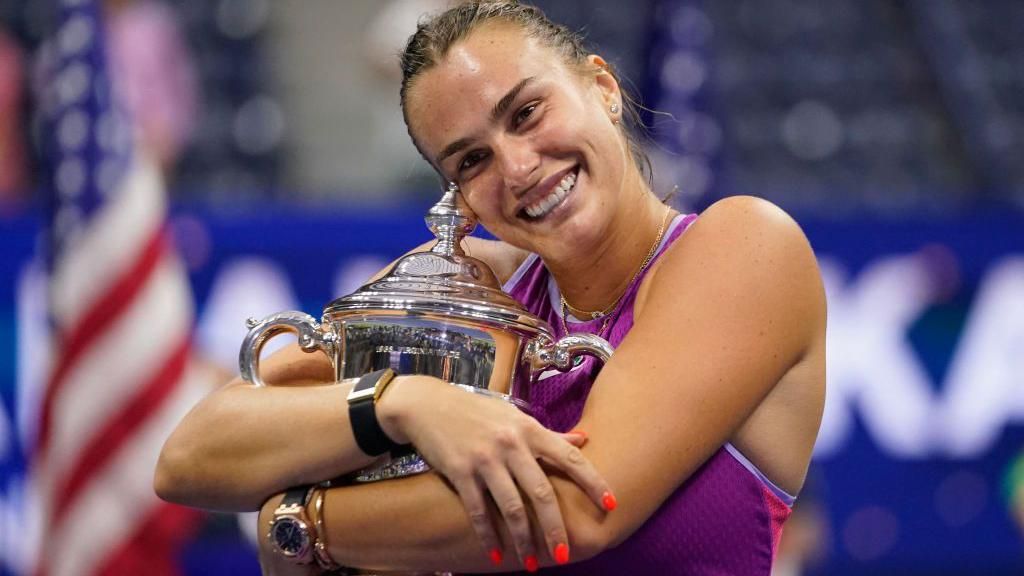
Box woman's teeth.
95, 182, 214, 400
525, 172, 576, 218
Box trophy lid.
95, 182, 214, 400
324, 184, 548, 335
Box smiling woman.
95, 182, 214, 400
155, 2, 827, 575
401, 18, 652, 271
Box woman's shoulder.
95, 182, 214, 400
640, 195, 823, 321
669, 195, 814, 267
464, 237, 531, 285
696, 194, 804, 235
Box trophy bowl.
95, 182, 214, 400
238, 184, 614, 483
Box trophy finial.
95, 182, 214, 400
426, 182, 477, 256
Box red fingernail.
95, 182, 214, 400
569, 429, 587, 439
525, 554, 539, 572
602, 491, 618, 511
488, 548, 503, 566
554, 542, 570, 564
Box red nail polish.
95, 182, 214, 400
525, 554, 539, 572
489, 548, 503, 566
554, 542, 570, 564
602, 491, 618, 511
568, 429, 587, 439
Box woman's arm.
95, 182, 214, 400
256, 195, 827, 573
566, 195, 826, 546
154, 347, 373, 511
155, 237, 529, 511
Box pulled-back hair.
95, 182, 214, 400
399, 1, 652, 184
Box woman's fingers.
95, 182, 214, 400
558, 430, 588, 447
537, 430, 616, 514
397, 384, 610, 569
507, 447, 572, 566
479, 462, 538, 571
450, 472, 504, 567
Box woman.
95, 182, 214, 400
156, 2, 826, 574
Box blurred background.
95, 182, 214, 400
1, 0, 1023, 575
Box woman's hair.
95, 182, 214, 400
399, 0, 652, 184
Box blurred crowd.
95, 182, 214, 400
1, 0, 1022, 213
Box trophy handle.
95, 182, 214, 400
239, 311, 337, 387
524, 334, 614, 374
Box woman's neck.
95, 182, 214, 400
547, 187, 674, 315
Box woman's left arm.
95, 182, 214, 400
257, 195, 827, 574
566, 194, 826, 547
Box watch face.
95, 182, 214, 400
270, 516, 310, 558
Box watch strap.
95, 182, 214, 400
281, 484, 312, 508
348, 368, 402, 456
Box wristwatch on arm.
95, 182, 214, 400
267, 485, 317, 564
268, 368, 406, 572
268, 485, 348, 573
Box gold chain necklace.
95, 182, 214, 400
560, 207, 674, 336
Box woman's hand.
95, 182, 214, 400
376, 376, 615, 569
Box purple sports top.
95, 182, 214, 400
500, 214, 795, 575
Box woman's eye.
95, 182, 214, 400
513, 103, 538, 128
459, 151, 486, 172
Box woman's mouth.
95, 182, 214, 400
522, 170, 577, 220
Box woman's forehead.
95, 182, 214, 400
420, 23, 558, 94
406, 24, 569, 152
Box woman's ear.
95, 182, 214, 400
586, 54, 622, 117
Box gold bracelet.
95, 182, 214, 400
309, 486, 344, 572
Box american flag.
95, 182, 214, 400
32, 0, 204, 574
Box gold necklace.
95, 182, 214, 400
560, 206, 674, 336
560, 311, 612, 339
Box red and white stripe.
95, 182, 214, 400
33, 154, 205, 576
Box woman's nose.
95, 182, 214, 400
496, 138, 539, 196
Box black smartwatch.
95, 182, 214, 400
346, 368, 404, 456
267, 485, 315, 564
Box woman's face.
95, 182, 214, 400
405, 23, 630, 259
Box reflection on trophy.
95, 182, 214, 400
238, 184, 614, 573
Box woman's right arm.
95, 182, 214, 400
154, 344, 376, 511
155, 237, 524, 511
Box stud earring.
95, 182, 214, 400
610, 103, 620, 114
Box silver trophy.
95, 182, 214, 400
239, 183, 614, 484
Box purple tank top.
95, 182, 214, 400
502, 214, 794, 575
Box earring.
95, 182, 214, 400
610, 103, 620, 114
